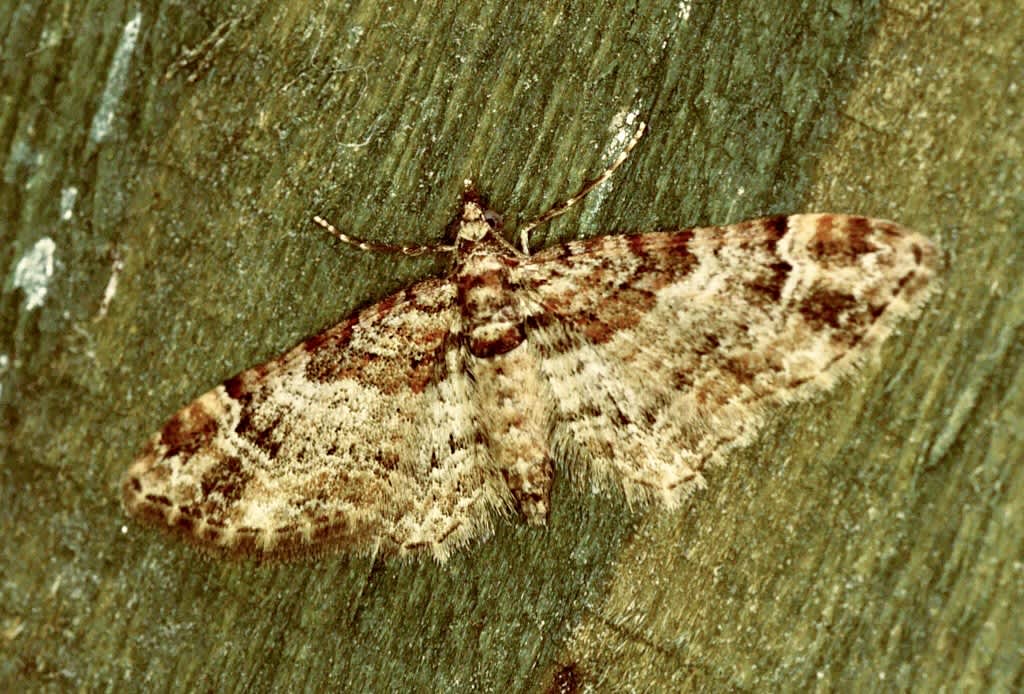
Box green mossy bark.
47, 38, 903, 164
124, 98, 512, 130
2, 1, 1020, 691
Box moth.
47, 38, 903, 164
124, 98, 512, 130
122, 124, 937, 561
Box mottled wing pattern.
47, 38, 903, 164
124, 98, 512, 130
124, 202, 937, 563
518, 214, 937, 506
123, 278, 510, 561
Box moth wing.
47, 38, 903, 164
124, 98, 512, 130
519, 215, 937, 506
123, 278, 510, 561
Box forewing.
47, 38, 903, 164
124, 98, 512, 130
519, 215, 937, 506
123, 278, 510, 561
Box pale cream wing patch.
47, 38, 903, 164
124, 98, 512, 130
519, 215, 938, 507
122, 278, 511, 561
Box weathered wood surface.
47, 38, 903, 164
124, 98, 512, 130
2, 1, 1020, 690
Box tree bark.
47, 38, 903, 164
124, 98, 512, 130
2, 1, 1020, 691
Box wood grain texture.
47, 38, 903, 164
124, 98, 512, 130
1, 0, 1019, 691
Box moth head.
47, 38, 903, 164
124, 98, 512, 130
447, 183, 505, 250
457, 200, 493, 242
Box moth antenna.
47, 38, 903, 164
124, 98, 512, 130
312, 215, 456, 256
517, 120, 646, 254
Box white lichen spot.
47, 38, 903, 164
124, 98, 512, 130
1, 617, 25, 644
677, 0, 693, 21
578, 109, 643, 230
95, 251, 124, 320
13, 238, 56, 311
0, 354, 7, 403
60, 186, 79, 221
89, 11, 143, 143
3, 139, 39, 184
